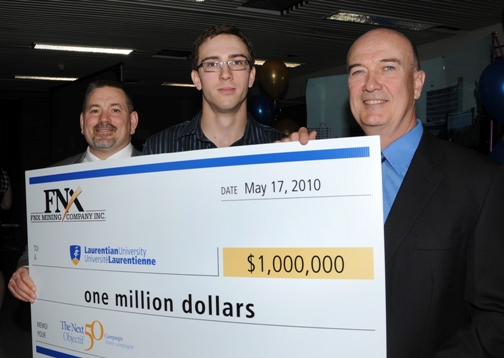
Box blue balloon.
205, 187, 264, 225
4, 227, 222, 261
479, 59, 504, 123
490, 141, 504, 164
248, 94, 275, 126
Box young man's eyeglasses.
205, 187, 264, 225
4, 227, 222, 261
196, 60, 250, 72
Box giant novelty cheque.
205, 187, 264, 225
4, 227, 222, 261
26, 136, 386, 357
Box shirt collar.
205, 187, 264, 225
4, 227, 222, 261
83, 143, 134, 162
176, 111, 207, 142
175, 110, 259, 146
382, 119, 423, 175
240, 113, 263, 145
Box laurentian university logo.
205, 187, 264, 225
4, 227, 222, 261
29, 186, 106, 223
70, 245, 81, 265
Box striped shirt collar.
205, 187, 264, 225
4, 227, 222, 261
175, 111, 270, 146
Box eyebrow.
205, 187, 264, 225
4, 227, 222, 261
348, 58, 401, 71
87, 103, 123, 110
380, 58, 401, 65
200, 53, 248, 62
348, 63, 361, 71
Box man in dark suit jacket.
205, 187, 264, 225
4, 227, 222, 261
348, 28, 504, 357
8, 79, 142, 303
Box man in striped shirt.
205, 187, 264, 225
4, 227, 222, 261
143, 25, 313, 154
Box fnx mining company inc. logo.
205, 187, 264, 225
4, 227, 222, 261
30, 186, 106, 223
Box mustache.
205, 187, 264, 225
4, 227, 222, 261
93, 123, 117, 131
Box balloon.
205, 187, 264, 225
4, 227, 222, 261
248, 94, 275, 126
490, 141, 504, 164
259, 59, 289, 99
275, 119, 299, 136
479, 59, 504, 123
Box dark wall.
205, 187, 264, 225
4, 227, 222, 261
1, 95, 51, 265
131, 91, 201, 151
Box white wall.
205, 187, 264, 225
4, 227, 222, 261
305, 75, 353, 137
300, 22, 503, 134
285, 22, 503, 102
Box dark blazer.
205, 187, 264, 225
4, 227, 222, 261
52, 146, 142, 166
385, 130, 504, 357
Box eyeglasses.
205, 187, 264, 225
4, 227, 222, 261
196, 60, 250, 72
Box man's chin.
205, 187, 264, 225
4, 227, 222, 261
92, 139, 116, 149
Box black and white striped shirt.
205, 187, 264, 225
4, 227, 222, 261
143, 111, 286, 154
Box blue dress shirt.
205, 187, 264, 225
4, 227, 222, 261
381, 119, 423, 222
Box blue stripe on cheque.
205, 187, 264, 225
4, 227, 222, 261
30, 147, 369, 185
36, 346, 80, 358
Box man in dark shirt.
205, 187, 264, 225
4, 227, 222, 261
143, 25, 314, 154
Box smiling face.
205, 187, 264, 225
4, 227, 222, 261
191, 34, 255, 115
347, 29, 425, 149
79, 86, 138, 159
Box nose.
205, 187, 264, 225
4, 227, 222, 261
98, 111, 111, 122
363, 71, 382, 92
220, 63, 233, 80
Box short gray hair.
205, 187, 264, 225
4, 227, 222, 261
82, 80, 134, 113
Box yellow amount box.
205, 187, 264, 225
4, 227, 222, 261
223, 248, 374, 279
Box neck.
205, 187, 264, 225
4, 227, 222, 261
89, 143, 129, 160
200, 105, 248, 148
365, 118, 417, 150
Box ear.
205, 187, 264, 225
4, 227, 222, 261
413, 70, 425, 100
248, 66, 256, 88
129, 111, 139, 135
79, 113, 85, 134
191, 70, 202, 90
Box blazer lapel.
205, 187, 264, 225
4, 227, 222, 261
132, 147, 142, 156
77, 152, 87, 163
384, 131, 444, 263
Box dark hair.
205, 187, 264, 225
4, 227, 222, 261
191, 25, 255, 70
82, 80, 134, 113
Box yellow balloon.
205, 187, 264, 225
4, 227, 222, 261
259, 59, 289, 99
275, 119, 300, 136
